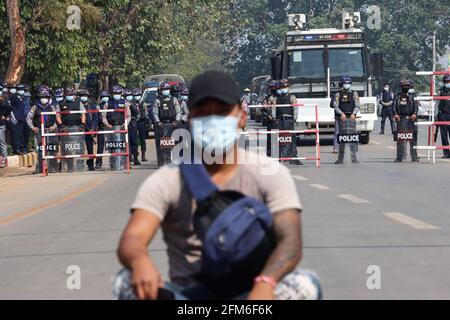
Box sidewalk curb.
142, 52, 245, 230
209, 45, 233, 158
6, 152, 37, 168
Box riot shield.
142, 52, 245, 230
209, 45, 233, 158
155, 123, 177, 167
107, 125, 127, 171
60, 125, 85, 173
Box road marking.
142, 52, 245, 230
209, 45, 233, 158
371, 140, 382, 145
383, 212, 440, 230
309, 184, 331, 191
337, 194, 371, 204
0, 178, 105, 227
293, 175, 308, 181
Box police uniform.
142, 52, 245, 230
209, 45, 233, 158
0, 97, 13, 167
180, 100, 190, 129
136, 101, 149, 161
380, 89, 395, 134
333, 89, 360, 163
437, 86, 450, 158
83, 102, 99, 170
95, 102, 106, 169
128, 101, 140, 165
9, 93, 31, 154
26, 101, 58, 173
58, 99, 86, 172
152, 95, 181, 167
393, 92, 418, 162
270, 93, 299, 163
102, 99, 131, 171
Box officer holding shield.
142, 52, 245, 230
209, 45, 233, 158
333, 76, 360, 164
393, 80, 418, 162
152, 82, 181, 167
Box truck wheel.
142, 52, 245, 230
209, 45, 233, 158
360, 132, 370, 145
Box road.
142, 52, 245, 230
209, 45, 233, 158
1, 119, 450, 300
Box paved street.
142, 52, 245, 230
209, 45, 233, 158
1, 120, 450, 300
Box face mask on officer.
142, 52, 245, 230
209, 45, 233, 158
101, 97, 110, 103
384, 86, 390, 92
343, 84, 351, 90
162, 90, 171, 97
40, 98, 49, 105
125, 95, 133, 102
66, 95, 75, 102
9, 88, 17, 95
180, 95, 188, 101
408, 88, 415, 94
2, 88, 8, 94
280, 88, 289, 95
276, 89, 282, 95
191, 113, 241, 154
113, 94, 122, 101
80, 96, 89, 103
56, 97, 64, 102
133, 95, 142, 101
18, 90, 25, 96
445, 83, 450, 89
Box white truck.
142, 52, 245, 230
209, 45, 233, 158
271, 12, 384, 144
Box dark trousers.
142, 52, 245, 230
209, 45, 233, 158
338, 119, 358, 162
277, 117, 297, 159
6, 121, 19, 153
128, 122, 138, 158
266, 118, 276, 157
396, 116, 417, 160
137, 120, 147, 154
95, 129, 105, 166
85, 135, 95, 169
439, 113, 450, 158
155, 122, 176, 167
381, 107, 395, 134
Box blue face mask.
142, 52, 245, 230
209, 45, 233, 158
180, 95, 188, 101
126, 96, 133, 102
280, 88, 289, 95
2, 89, 8, 94
10, 89, 17, 95
80, 96, 89, 103
276, 89, 282, 95
162, 90, 171, 97
445, 83, 450, 89
101, 97, 110, 103
408, 89, 415, 94
18, 90, 25, 96
191, 114, 240, 153
113, 94, 122, 101
56, 97, 64, 102
134, 95, 142, 101
66, 95, 75, 102
343, 84, 351, 90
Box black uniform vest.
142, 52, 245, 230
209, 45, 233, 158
60, 101, 82, 126
276, 94, 294, 118
396, 93, 414, 116
130, 103, 140, 122
158, 96, 176, 122
33, 104, 56, 128
339, 90, 356, 115
439, 88, 450, 114
107, 101, 126, 126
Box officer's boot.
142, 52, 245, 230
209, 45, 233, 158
335, 144, 345, 164
141, 147, 147, 162
134, 153, 141, 166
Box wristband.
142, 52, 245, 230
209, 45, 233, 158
254, 275, 277, 289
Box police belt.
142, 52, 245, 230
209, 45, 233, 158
161, 120, 175, 124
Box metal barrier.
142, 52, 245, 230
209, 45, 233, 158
242, 103, 321, 167
414, 70, 450, 163
40, 109, 130, 176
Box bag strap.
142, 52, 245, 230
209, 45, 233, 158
180, 163, 218, 202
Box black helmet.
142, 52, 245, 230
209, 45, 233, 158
111, 85, 123, 94
132, 88, 142, 96
443, 75, 450, 83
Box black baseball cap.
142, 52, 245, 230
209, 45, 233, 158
188, 71, 241, 110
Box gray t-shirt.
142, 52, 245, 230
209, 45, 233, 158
131, 151, 302, 286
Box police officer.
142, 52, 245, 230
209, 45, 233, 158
127, 89, 141, 166
333, 76, 360, 164
264, 80, 279, 157
102, 85, 131, 171
54, 88, 65, 104
0, 91, 14, 168
79, 89, 98, 171
270, 79, 302, 165
153, 82, 181, 167
9, 84, 31, 155
170, 82, 181, 101
438, 75, 450, 158
379, 82, 395, 135
95, 91, 110, 169
132, 88, 148, 162
241, 88, 251, 105
393, 80, 418, 162
56, 87, 87, 172
179, 87, 190, 129
26, 86, 58, 173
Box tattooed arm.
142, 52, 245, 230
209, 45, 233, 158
248, 209, 302, 300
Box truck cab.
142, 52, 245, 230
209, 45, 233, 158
272, 13, 383, 144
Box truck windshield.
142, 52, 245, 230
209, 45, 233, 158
288, 49, 325, 79
329, 48, 365, 78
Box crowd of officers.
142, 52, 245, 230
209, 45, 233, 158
0, 80, 190, 172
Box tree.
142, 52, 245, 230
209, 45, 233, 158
5, 0, 26, 83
